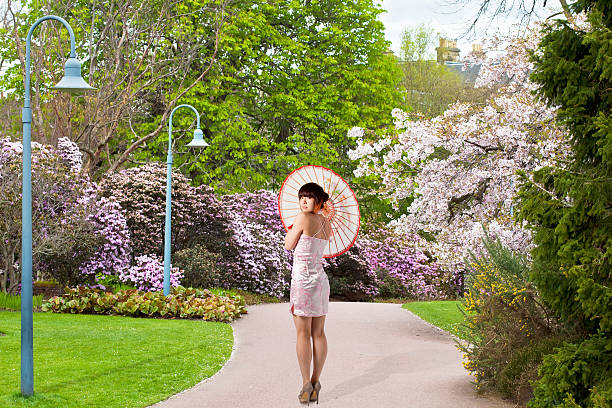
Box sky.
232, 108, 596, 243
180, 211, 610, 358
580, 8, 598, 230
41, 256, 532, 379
377, 0, 561, 59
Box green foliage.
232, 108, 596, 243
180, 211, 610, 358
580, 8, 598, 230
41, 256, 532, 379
396, 24, 493, 118
136, 0, 404, 194
325, 247, 377, 301
42, 286, 247, 322
400, 24, 437, 61
499, 335, 572, 404
0, 292, 43, 311
376, 274, 408, 299
173, 244, 224, 289
516, 6, 611, 403
519, 0, 612, 335
528, 335, 612, 408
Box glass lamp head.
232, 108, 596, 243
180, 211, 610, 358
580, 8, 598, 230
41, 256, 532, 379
53, 57, 96, 94
186, 128, 209, 148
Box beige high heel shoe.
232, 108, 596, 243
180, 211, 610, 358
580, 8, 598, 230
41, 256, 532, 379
298, 382, 314, 404
310, 381, 321, 404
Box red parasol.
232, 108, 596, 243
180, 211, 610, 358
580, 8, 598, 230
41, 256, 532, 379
278, 165, 360, 258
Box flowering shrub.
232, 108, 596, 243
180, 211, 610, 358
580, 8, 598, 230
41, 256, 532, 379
42, 286, 247, 322
120, 254, 183, 292
220, 190, 291, 297
458, 234, 558, 403
57, 137, 83, 172
358, 233, 457, 300
79, 195, 132, 282
0, 137, 131, 291
100, 163, 227, 257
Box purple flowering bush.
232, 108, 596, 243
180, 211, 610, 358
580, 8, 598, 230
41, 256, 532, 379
0, 137, 131, 291
119, 254, 183, 291
78, 194, 132, 285
220, 190, 291, 297
100, 163, 227, 257
358, 234, 459, 300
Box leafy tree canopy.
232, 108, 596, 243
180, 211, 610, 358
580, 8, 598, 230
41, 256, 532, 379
132, 0, 404, 193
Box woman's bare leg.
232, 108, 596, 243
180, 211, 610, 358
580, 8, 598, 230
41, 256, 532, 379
310, 315, 327, 383
293, 314, 313, 385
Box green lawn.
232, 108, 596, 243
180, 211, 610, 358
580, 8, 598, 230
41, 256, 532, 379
402, 300, 468, 339
0, 311, 233, 407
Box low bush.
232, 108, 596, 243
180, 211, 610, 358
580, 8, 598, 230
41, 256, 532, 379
458, 233, 558, 401
376, 274, 408, 299
173, 244, 224, 289
324, 246, 378, 301
42, 286, 247, 322
119, 254, 183, 292
499, 335, 571, 404
36, 209, 105, 287
32, 280, 64, 299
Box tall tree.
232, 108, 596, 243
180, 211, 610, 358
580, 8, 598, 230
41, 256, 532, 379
517, 0, 611, 334
515, 1, 611, 405
398, 24, 492, 118
0, 0, 225, 177
134, 0, 404, 193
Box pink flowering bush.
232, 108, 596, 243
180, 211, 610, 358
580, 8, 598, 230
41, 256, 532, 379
358, 233, 459, 300
220, 190, 291, 297
79, 194, 132, 284
120, 254, 183, 292
0, 137, 131, 291
319, 231, 452, 301
100, 163, 228, 257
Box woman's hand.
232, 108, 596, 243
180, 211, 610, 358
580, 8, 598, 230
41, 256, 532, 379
321, 201, 333, 220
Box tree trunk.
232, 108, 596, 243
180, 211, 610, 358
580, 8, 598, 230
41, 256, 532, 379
558, 0, 575, 25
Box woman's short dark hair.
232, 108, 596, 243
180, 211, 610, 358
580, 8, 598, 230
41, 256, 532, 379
298, 182, 329, 209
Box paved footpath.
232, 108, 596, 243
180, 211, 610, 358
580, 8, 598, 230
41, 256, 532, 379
152, 302, 515, 408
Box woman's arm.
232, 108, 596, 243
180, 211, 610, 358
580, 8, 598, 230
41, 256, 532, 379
285, 212, 306, 250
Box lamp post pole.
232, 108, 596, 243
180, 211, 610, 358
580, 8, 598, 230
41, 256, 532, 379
163, 104, 208, 296
21, 15, 94, 396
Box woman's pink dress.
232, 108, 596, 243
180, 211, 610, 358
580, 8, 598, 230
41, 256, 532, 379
289, 224, 330, 317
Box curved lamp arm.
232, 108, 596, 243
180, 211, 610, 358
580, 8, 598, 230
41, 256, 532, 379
25, 15, 76, 106
167, 104, 201, 154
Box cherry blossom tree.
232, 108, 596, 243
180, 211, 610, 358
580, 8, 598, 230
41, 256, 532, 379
348, 26, 570, 270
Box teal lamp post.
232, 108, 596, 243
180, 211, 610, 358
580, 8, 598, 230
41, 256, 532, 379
163, 104, 208, 296
20, 15, 95, 397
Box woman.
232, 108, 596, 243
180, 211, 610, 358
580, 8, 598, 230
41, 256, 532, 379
284, 182, 332, 405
